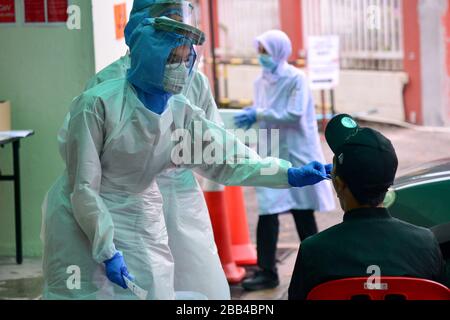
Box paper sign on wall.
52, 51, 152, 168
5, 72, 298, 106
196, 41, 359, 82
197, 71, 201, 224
47, 0, 68, 22
307, 36, 340, 90
114, 3, 127, 40
24, 0, 68, 23
24, 0, 46, 23
0, 0, 16, 23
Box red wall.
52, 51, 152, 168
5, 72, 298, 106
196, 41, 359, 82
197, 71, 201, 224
198, 0, 219, 96
402, 0, 423, 124
278, 0, 304, 61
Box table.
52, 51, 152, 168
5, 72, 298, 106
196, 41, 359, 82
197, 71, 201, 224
0, 130, 35, 264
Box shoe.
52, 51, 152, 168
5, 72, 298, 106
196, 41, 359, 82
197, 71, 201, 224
242, 270, 279, 291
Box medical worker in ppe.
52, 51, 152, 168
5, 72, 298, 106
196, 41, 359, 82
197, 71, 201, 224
234, 30, 336, 291
41, 16, 331, 300
74, 0, 227, 300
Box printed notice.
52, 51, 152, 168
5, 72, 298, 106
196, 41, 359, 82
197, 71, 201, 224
0, 0, 16, 23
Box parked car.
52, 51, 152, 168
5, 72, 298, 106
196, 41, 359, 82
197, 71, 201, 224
385, 158, 450, 228
385, 159, 450, 262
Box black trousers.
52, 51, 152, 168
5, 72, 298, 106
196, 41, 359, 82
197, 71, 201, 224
257, 210, 318, 275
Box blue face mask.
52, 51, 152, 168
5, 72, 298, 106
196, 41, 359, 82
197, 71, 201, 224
258, 54, 277, 71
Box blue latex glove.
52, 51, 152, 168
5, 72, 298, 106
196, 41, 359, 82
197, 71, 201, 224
325, 164, 333, 179
288, 161, 329, 187
234, 108, 257, 130
104, 252, 134, 289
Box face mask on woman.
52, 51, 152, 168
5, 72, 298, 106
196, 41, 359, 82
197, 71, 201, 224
163, 63, 190, 94
258, 54, 278, 72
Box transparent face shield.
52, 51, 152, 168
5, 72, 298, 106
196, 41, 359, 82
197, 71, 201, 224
152, 17, 205, 95
148, 1, 197, 28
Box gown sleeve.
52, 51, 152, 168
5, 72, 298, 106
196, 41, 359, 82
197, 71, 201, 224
174, 112, 292, 188
64, 95, 117, 263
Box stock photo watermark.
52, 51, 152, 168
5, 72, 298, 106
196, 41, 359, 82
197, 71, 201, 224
66, 265, 81, 290
330, 3, 383, 34
366, 5, 382, 31
365, 265, 388, 290
171, 124, 281, 176
66, 5, 81, 30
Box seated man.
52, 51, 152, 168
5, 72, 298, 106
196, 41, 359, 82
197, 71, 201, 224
431, 223, 450, 284
288, 114, 449, 300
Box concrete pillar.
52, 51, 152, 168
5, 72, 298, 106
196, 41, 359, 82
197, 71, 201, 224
444, 1, 450, 121
402, 0, 449, 126
418, 0, 449, 126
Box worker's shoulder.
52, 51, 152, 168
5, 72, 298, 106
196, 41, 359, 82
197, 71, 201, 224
191, 70, 209, 87
286, 65, 307, 82
193, 69, 207, 80
82, 78, 127, 101
98, 55, 129, 75
390, 217, 437, 243
72, 79, 127, 116
300, 221, 346, 252
303, 214, 438, 251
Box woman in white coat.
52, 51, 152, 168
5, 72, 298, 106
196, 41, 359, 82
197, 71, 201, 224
235, 30, 336, 291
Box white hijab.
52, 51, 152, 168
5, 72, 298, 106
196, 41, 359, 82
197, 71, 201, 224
254, 30, 292, 82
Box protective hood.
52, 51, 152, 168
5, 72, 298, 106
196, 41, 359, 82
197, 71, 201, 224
125, 0, 192, 46
127, 18, 184, 92
131, 0, 183, 13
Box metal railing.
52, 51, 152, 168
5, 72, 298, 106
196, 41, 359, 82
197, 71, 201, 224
216, 0, 280, 58
302, 0, 404, 71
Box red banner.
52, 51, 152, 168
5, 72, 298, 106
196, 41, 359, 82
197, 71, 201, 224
0, 0, 16, 23
47, 0, 68, 23
24, 0, 45, 23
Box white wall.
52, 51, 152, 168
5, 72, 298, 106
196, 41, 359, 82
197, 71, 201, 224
91, 0, 134, 72
322, 70, 409, 122
222, 66, 409, 122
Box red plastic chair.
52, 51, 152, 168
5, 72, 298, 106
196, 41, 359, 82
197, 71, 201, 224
307, 277, 450, 300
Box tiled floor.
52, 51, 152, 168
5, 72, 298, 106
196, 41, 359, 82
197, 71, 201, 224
230, 246, 298, 300
0, 257, 43, 300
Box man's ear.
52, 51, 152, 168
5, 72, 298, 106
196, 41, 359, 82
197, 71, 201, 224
334, 176, 346, 194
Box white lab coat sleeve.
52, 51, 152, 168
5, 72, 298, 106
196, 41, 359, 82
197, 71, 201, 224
180, 114, 291, 188
65, 97, 117, 263
257, 75, 307, 125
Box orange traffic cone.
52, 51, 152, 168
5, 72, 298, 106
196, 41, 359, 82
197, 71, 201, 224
203, 181, 246, 284
225, 186, 257, 266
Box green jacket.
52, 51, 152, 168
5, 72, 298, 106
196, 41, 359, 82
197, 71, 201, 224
288, 207, 448, 300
